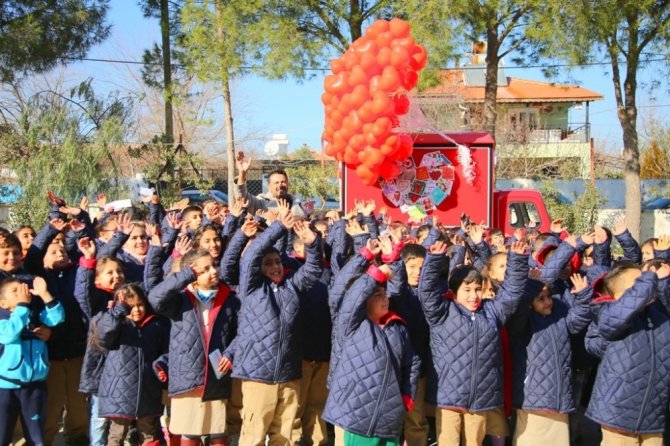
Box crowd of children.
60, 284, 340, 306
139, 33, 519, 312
1, 174, 670, 446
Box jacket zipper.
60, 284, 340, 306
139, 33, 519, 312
136, 326, 143, 418
635, 317, 655, 431
468, 313, 478, 408
551, 322, 562, 410
368, 326, 392, 436
273, 293, 286, 382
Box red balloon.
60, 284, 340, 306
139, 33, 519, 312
344, 147, 359, 165
410, 45, 428, 71
390, 46, 410, 68
376, 46, 392, 68
376, 31, 393, 49
360, 53, 380, 77
324, 72, 349, 95
393, 93, 410, 115
356, 164, 378, 186
344, 51, 360, 71
379, 66, 401, 91
372, 117, 392, 138
369, 75, 383, 95
324, 142, 337, 157
390, 134, 413, 160
356, 101, 374, 123
391, 37, 415, 50
360, 146, 384, 167
389, 18, 410, 38
365, 19, 390, 39
321, 92, 334, 106
378, 161, 402, 180
371, 92, 392, 115
350, 84, 369, 109
348, 65, 369, 87
399, 69, 419, 90
350, 134, 366, 151
354, 38, 378, 55
330, 57, 346, 74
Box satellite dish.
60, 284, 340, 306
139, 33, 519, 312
264, 141, 280, 157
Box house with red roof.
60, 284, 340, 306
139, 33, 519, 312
417, 52, 604, 179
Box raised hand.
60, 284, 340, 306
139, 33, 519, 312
47, 191, 66, 207
366, 238, 382, 257
166, 212, 183, 231
230, 198, 248, 218
294, 220, 316, 245
612, 218, 627, 236
49, 218, 68, 233
278, 210, 295, 230
653, 235, 670, 252
276, 198, 291, 220
429, 240, 448, 255
146, 223, 161, 246
345, 218, 365, 236
30, 277, 53, 303
69, 218, 85, 233
594, 224, 609, 244
528, 268, 543, 282
235, 150, 252, 174
580, 230, 596, 246
656, 262, 670, 280
174, 234, 192, 256
77, 237, 96, 259
361, 199, 376, 217
571, 273, 589, 293
117, 212, 133, 235
96, 193, 107, 209
469, 223, 485, 245
378, 234, 393, 256
241, 220, 260, 238
550, 218, 567, 234
564, 235, 578, 248
510, 240, 527, 255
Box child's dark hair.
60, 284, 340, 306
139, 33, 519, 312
448, 265, 482, 293
345, 271, 386, 293
182, 205, 204, 218
261, 246, 281, 258
114, 283, 147, 305
489, 228, 503, 238
532, 233, 554, 254
0, 277, 21, 300
95, 256, 124, 278
14, 225, 36, 236
416, 224, 431, 240
192, 224, 222, 249
182, 249, 212, 269
401, 244, 426, 264
642, 258, 667, 272
0, 233, 22, 251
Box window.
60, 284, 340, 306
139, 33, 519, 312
508, 202, 542, 228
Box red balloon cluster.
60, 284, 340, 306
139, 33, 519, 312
322, 18, 428, 185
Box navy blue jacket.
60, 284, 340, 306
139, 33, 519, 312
586, 272, 670, 433
418, 250, 530, 410
229, 221, 322, 384
508, 281, 592, 413
148, 270, 239, 400
322, 271, 420, 439
97, 304, 169, 418
97, 231, 145, 286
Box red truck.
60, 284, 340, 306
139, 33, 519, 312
341, 131, 551, 236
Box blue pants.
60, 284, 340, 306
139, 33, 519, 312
88, 394, 109, 446
0, 382, 47, 446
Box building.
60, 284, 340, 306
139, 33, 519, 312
417, 52, 604, 179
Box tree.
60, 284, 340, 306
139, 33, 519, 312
0, 78, 132, 227
0, 0, 111, 82
551, 0, 670, 239
541, 181, 606, 235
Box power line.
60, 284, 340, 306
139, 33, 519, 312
58, 55, 670, 72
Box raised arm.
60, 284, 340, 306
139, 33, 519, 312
612, 219, 642, 264
289, 220, 323, 293
148, 267, 196, 319
490, 242, 531, 325
596, 271, 657, 341
418, 241, 450, 325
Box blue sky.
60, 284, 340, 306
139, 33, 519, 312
65, 0, 670, 155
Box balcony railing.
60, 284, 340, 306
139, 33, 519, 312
498, 123, 591, 144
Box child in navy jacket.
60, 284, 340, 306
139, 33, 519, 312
586, 263, 670, 444
94, 284, 168, 446
228, 199, 322, 446
419, 240, 532, 446
322, 243, 420, 445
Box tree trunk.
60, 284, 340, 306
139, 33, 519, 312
160, 0, 174, 144
215, 1, 236, 197
483, 28, 500, 139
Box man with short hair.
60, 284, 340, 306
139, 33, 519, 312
234, 151, 303, 216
